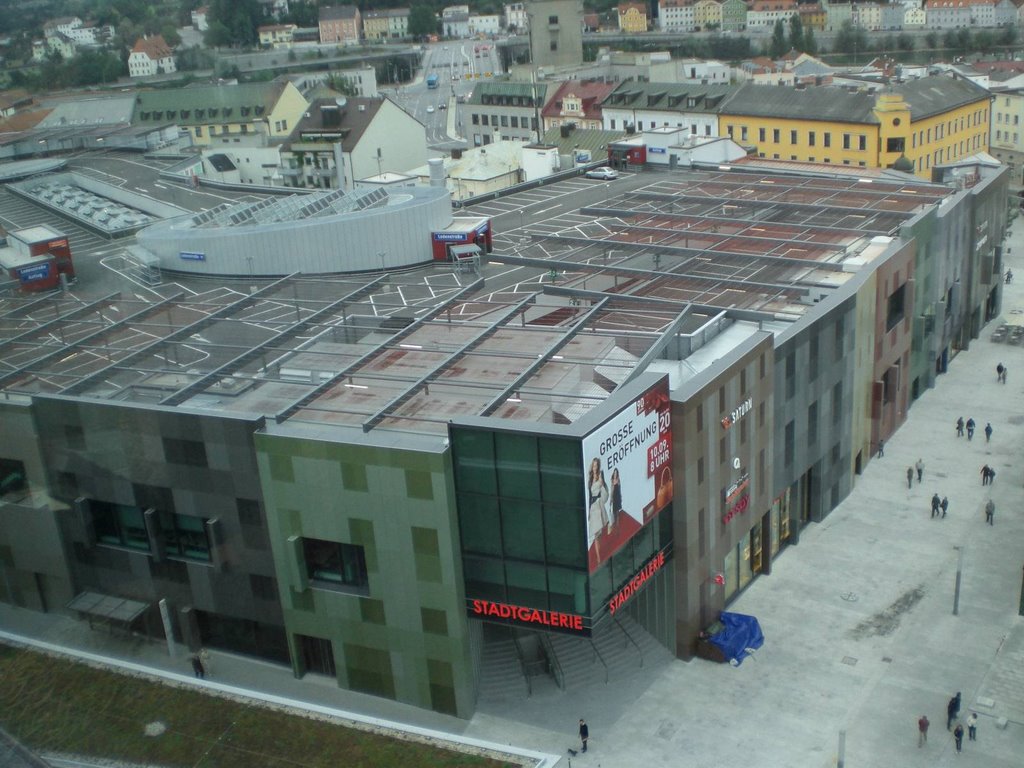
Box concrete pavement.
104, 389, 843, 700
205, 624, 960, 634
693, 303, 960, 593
3, 220, 1024, 768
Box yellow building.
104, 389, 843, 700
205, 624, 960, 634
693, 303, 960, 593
258, 24, 296, 48
693, 0, 723, 31
618, 2, 648, 33
719, 77, 991, 179
362, 11, 390, 41
134, 81, 309, 148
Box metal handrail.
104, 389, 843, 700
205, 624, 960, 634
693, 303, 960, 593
590, 639, 609, 684
538, 632, 565, 690
614, 614, 644, 668
509, 629, 532, 697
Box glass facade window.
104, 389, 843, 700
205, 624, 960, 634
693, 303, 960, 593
454, 426, 673, 629
160, 511, 211, 561
92, 500, 149, 551
302, 538, 368, 591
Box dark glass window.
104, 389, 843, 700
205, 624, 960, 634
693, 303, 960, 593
886, 284, 906, 331
161, 511, 211, 561
501, 497, 544, 560
538, 437, 580, 505
458, 493, 501, 555
505, 560, 547, 606
463, 555, 506, 601
0, 457, 27, 497
162, 437, 208, 467
452, 430, 496, 494
543, 503, 586, 567
496, 433, 541, 500
548, 566, 587, 614
92, 500, 149, 551
302, 538, 368, 590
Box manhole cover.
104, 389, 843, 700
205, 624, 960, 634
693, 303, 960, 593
842, 656, 858, 666
144, 721, 167, 737
882, 657, 893, 663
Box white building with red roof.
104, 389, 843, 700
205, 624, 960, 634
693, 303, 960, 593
128, 35, 177, 79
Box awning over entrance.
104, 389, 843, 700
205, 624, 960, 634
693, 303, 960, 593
66, 591, 150, 631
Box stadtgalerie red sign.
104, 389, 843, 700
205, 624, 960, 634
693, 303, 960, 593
470, 599, 585, 632
608, 550, 666, 615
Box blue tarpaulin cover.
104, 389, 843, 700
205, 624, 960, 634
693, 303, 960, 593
708, 611, 764, 666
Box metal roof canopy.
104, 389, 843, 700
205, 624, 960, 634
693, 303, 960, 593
0, 294, 184, 389
60, 275, 298, 396
487, 252, 815, 297
0, 292, 63, 321
276, 277, 485, 423
0, 293, 120, 353
67, 590, 150, 627
623, 303, 698, 386
631, 190, 920, 226
532, 233, 848, 273
159, 276, 388, 407
479, 296, 611, 417
544, 285, 783, 324
361, 294, 536, 433
581, 205, 892, 238
670, 171, 949, 203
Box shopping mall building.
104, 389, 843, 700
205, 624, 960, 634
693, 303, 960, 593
0, 159, 1008, 718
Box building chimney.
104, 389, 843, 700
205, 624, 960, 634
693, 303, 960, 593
427, 157, 445, 187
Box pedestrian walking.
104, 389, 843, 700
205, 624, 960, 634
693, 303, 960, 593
966, 712, 978, 741
191, 654, 205, 679
1006, 268, 1014, 284
984, 422, 993, 443
956, 416, 965, 437
877, 439, 884, 458
931, 493, 941, 518
578, 719, 589, 753
996, 362, 1004, 383
947, 692, 961, 730
954, 723, 964, 753
907, 467, 914, 489
918, 714, 930, 747
987, 466, 996, 485
1001, 366, 1008, 384
916, 458, 924, 483
940, 496, 948, 518
981, 465, 991, 486
985, 498, 995, 526
966, 418, 976, 440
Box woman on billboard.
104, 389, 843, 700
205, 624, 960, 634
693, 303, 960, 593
610, 468, 623, 532
588, 458, 610, 559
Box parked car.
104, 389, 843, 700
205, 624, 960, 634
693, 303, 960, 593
439, 102, 447, 110
585, 166, 619, 180
426, 105, 435, 114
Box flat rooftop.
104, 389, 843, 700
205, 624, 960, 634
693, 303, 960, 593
0, 166, 952, 435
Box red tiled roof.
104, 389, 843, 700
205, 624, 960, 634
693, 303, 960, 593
541, 80, 616, 121
131, 35, 173, 60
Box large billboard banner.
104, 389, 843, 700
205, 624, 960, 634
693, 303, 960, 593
581, 379, 672, 572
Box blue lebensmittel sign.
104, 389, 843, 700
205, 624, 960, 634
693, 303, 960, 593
18, 262, 52, 282
648, 147, 667, 154
180, 251, 206, 261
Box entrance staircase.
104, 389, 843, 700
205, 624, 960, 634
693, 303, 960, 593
543, 613, 673, 690
476, 614, 673, 708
